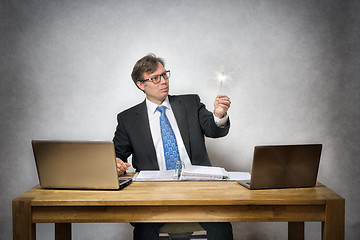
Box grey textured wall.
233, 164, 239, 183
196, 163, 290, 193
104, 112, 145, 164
1, 0, 359, 239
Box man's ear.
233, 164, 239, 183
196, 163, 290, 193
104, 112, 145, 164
136, 81, 145, 91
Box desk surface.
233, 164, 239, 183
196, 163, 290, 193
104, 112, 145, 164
13, 180, 345, 240
18, 181, 342, 207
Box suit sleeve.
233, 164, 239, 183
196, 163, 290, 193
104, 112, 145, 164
195, 95, 230, 138
112, 113, 133, 162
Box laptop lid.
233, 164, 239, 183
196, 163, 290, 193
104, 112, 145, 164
32, 140, 120, 190
239, 144, 322, 190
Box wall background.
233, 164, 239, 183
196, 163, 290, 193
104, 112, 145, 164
1, 0, 359, 239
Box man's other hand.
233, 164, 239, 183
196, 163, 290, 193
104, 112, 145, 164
116, 158, 131, 176
214, 95, 231, 118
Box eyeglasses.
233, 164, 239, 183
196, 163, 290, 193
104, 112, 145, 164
138, 70, 171, 84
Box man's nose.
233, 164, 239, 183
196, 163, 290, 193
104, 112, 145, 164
159, 75, 167, 84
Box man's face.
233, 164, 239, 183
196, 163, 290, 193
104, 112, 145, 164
137, 62, 169, 105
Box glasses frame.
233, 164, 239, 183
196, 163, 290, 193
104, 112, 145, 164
138, 70, 171, 84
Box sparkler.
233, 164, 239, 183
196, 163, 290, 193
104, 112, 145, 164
215, 66, 231, 94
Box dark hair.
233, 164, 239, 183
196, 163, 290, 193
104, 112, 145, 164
131, 54, 165, 85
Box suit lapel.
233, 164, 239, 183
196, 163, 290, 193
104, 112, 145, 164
135, 100, 159, 169
169, 96, 191, 157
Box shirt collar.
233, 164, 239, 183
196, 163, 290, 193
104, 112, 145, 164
146, 96, 171, 115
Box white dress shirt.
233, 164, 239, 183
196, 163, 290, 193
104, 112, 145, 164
146, 96, 228, 171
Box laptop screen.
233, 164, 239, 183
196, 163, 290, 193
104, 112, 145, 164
248, 144, 322, 190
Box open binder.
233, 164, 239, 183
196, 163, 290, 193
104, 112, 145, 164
132, 161, 250, 181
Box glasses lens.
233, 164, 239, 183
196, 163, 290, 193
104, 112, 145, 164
152, 75, 160, 83
151, 71, 170, 84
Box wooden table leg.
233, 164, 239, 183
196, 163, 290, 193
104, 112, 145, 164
12, 197, 36, 240
288, 222, 304, 240
55, 223, 72, 240
322, 199, 345, 240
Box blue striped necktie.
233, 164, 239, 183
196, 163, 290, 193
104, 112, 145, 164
156, 105, 180, 170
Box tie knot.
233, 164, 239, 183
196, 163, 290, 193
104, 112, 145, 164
156, 105, 166, 114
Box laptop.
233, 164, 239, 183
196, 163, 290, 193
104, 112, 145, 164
238, 144, 322, 190
32, 140, 132, 190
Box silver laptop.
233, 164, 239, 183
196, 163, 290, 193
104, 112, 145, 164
32, 140, 132, 190
238, 144, 322, 190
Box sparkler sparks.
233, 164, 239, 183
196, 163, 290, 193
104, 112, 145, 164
215, 66, 231, 94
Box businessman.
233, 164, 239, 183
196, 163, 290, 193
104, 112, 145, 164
113, 54, 232, 240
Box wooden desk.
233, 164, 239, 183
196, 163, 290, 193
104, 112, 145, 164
13, 181, 344, 240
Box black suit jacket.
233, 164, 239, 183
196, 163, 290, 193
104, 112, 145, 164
113, 94, 230, 171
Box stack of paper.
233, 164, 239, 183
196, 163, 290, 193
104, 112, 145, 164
180, 165, 228, 180
134, 170, 177, 181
